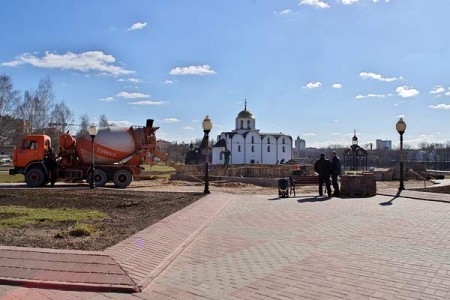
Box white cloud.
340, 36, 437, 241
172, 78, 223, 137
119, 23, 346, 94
428, 104, 450, 110
127, 22, 147, 31
359, 71, 402, 82
355, 93, 392, 99
162, 118, 180, 123
165, 80, 174, 84
116, 91, 150, 99
182, 126, 194, 130
331, 83, 343, 89
1, 51, 134, 76
396, 86, 419, 98
118, 78, 141, 83
305, 81, 322, 89
300, 0, 330, 8
274, 9, 294, 14
109, 120, 132, 127
99, 97, 114, 102
169, 65, 216, 76
430, 85, 445, 95
340, 0, 359, 5
280, 9, 293, 14
304, 133, 317, 136
129, 100, 165, 105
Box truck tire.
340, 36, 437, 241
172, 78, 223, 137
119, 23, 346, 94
93, 169, 108, 187
113, 169, 132, 188
25, 168, 46, 187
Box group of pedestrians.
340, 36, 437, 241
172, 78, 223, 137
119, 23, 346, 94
314, 151, 341, 197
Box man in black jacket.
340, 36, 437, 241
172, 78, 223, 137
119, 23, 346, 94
331, 151, 341, 197
314, 153, 332, 197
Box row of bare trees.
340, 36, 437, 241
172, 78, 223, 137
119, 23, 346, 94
0, 74, 112, 150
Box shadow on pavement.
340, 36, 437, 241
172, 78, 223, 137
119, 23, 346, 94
297, 196, 331, 203
379, 190, 402, 206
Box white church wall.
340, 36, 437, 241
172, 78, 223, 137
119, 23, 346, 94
231, 134, 245, 164
235, 118, 255, 131
261, 135, 278, 164
277, 136, 292, 162
212, 147, 225, 165
245, 132, 261, 164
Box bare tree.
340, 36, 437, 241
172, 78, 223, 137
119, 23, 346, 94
16, 90, 39, 134
78, 114, 90, 136
0, 75, 20, 118
98, 114, 109, 128
0, 75, 21, 146
15, 77, 55, 134
35, 77, 55, 133
50, 101, 74, 133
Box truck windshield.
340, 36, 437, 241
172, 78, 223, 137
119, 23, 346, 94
22, 140, 37, 150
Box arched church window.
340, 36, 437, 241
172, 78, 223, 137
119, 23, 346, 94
240, 120, 243, 129
267, 146, 271, 152
247, 120, 250, 129
282, 146, 285, 152
251, 145, 254, 152
282, 138, 285, 144
238, 145, 241, 152
251, 136, 254, 144
267, 138, 271, 144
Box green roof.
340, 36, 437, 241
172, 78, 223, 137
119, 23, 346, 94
237, 109, 254, 119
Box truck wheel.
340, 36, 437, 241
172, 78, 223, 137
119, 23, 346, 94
93, 169, 108, 187
25, 168, 46, 187
113, 169, 133, 188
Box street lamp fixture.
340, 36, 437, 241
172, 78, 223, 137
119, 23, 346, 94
396, 118, 406, 191
88, 123, 98, 189
202, 115, 213, 194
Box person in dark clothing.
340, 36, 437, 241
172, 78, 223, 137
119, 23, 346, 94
330, 151, 341, 196
314, 153, 332, 197
45, 148, 58, 186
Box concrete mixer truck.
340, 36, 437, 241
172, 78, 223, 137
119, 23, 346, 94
9, 119, 167, 188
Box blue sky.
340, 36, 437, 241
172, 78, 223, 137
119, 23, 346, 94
1, 0, 449, 148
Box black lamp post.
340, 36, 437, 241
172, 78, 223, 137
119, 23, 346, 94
396, 118, 406, 191
202, 115, 213, 194
88, 124, 98, 189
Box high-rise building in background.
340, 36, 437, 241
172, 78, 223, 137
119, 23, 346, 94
376, 139, 392, 150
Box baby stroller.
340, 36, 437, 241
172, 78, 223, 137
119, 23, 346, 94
278, 178, 290, 198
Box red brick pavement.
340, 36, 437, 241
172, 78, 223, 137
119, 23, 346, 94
0, 246, 136, 292
0, 192, 233, 296
2, 189, 450, 299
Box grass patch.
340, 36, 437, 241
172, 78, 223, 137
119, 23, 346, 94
0, 173, 24, 184
68, 223, 97, 237
0, 206, 107, 228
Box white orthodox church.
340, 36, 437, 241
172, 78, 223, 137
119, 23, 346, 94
212, 103, 292, 165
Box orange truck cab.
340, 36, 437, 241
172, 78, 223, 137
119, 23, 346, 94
9, 135, 52, 187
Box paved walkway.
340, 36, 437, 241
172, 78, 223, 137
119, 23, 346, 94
1, 186, 450, 299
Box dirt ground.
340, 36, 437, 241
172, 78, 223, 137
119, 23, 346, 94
0, 187, 204, 251
0, 178, 447, 251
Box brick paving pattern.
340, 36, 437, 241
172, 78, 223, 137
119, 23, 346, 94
0, 247, 136, 292
1, 188, 450, 299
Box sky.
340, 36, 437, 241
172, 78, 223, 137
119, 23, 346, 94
1, 0, 450, 149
